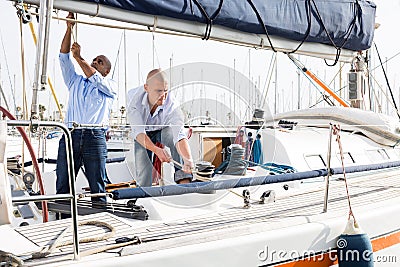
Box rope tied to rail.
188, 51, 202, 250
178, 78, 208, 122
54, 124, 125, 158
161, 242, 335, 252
333, 124, 357, 223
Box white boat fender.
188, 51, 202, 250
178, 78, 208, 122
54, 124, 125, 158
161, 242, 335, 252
337, 217, 373, 267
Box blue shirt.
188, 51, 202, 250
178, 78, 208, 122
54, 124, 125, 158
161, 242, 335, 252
127, 85, 186, 145
59, 53, 117, 128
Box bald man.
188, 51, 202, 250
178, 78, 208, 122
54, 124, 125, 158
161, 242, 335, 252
56, 12, 117, 203
127, 69, 193, 187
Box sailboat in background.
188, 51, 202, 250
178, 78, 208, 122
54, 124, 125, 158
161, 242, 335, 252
2, 1, 400, 266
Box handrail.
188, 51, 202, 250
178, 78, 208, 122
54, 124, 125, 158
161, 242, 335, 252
6, 120, 80, 260
12, 193, 73, 204
1, 106, 48, 222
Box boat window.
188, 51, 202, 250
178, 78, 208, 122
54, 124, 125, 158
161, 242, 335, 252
366, 149, 390, 162
304, 154, 326, 169
336, 152, 355, 164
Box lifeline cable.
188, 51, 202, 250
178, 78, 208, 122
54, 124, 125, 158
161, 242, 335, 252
374, 42, 400, 119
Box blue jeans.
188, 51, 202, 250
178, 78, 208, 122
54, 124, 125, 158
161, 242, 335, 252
134, 127, 181, 187
56, 129, 108, 202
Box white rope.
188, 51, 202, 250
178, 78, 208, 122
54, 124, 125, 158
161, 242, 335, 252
31, 220, 116, 259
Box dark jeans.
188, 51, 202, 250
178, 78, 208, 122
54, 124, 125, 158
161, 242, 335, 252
134, 127, 181, 187
56, 129, 108, 202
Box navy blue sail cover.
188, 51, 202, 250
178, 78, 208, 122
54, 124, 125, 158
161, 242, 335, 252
82, 0, 376, 51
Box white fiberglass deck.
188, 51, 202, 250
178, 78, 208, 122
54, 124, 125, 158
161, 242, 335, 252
6, 168, 400, 266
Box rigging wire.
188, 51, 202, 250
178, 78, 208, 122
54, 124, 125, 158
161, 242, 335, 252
260, 53, 276, 109
310, 72, 348, 107
368, 70, 400, 118
327, 63, 345, 87
288, 56, 335, 107
370, 50, 400, 72
0, 27, 16, 112
0, 82, 10, 111
309, 86, 345, 108
312, 63, 346, 108
368, 73, 383, 113
151, 32, 161, 69
373, 42, 400, 119
111, 31, 124, 79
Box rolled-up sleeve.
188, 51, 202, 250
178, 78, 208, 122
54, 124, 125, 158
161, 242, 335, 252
88, 72, 117, 98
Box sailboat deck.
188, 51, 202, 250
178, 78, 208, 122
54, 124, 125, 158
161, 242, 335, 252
11, 168, 400, 266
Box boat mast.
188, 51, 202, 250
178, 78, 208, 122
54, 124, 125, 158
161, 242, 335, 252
0, 62, 10, 111
18, 9, 28, 120
124, 29, 127, 122
233, 58, 236, 125
31, 0, 53, 121
274, 53, 277, 114
248, 49, 251, 116
297, 55, 301, 110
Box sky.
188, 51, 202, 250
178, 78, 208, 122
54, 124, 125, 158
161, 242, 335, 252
1, 0, 400, 123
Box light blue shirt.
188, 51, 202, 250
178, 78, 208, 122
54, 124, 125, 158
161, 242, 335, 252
127, 85, 186, 145
59, 53, 117, 128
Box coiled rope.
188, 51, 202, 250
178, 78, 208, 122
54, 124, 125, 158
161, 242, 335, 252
32, 220, 115, 259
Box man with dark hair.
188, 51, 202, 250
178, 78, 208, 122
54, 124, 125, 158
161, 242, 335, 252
56, 12, 117, 203
127, 68, 193, 187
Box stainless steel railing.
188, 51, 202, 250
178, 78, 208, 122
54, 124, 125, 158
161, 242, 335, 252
7, 120, 80, 260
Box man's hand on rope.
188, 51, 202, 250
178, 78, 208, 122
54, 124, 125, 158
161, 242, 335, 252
154, 146, 172, 163
183, 158, 194, 173
66, 12, 75, 29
